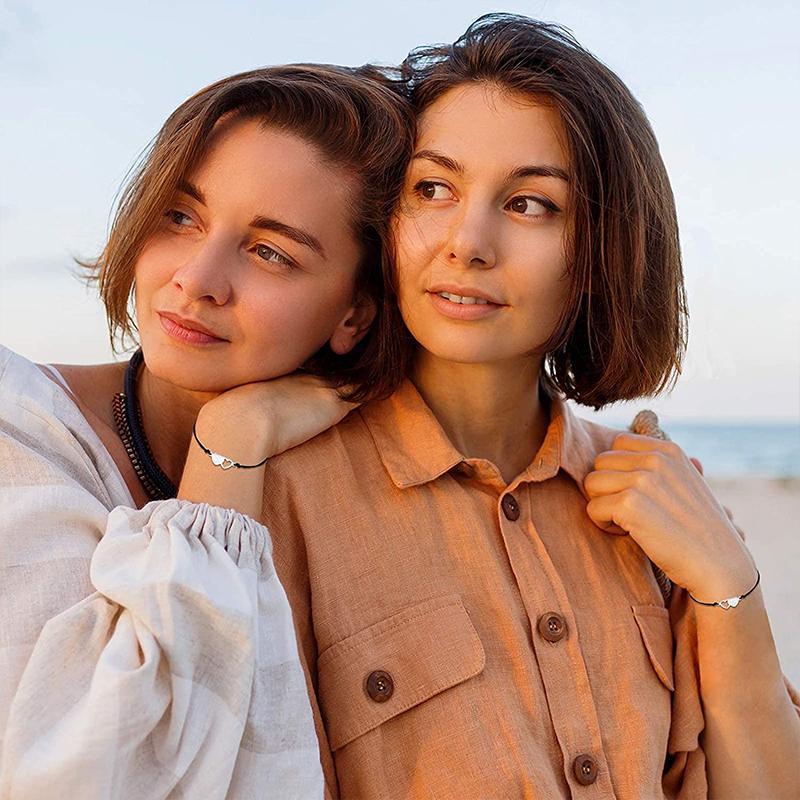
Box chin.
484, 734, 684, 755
417, 335, 507, 366
140, 339, 236, 393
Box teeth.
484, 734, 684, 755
438, 291, 490, 305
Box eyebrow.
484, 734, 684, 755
249, 216, 326, 259
176, 180, 325, 259
177, 179, 206, 204
411, 149, 570, 184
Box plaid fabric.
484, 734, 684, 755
0, 346, 322, 799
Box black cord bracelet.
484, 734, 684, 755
688, 569, 760, 609
192, 422, 269, 470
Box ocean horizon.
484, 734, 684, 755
584, 420, 800, 479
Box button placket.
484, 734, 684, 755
497, 481, 614, 796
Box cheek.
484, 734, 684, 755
245, 276, 352, 339
393, 213, 441, 283
134, 237, 181, 295
518, 256, 571, 335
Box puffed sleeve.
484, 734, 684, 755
0, 398, 322, 798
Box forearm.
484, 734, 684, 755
695, 585, 800, 799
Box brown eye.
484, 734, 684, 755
506, 195, 558, 217
421, 183, 437, 200
164, 209, 193, 227
413, 181, 453, 201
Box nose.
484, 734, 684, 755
171, 238, 233, 305
444, 202, 497, 270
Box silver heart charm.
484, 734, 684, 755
220, 458, 234, 470
211, 452, 225, 466
726, 597, 740, 608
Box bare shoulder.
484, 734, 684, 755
37, 360, 126, 429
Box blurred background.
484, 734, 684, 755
1, 0, 798, 680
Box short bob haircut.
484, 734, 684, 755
87, 64, 414, 403
398, 14, 688, 410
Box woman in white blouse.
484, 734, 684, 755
0, 64, 412, 799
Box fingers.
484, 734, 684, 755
594, 450, 667, 472
585, 493, 629, 535
611, 432, 684, 457
584, 469, 647, 498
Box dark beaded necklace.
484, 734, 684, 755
111, 349, 177, 500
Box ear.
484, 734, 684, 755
328, 295, 378, 356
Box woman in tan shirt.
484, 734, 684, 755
259, 14, 800, 800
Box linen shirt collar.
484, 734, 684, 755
359, 377, 599, 493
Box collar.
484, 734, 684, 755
358, 378, 602, 494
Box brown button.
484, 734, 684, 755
365, 670, 394, 703
501, 493, 520, 521
537, 612, 567, 643
573, 754, 598, 785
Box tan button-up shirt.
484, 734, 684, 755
262, 379, 800, 799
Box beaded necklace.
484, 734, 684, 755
111, 349, 177, 500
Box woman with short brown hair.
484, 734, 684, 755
261, 15, 800, 799
0, 63, 412, 797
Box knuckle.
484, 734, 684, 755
619, 490, 638, 513
645, 452, 664, 471
662, 441, 682, 458
612, 433, 629, 450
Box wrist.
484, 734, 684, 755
195, 400, 275, 464
689, 560, 759, 606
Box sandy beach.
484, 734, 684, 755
707, 478, 800, 686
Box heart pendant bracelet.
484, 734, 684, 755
688, 569, 760, 610
192, 422, 269, 471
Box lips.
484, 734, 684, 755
157, 311, 227, 342
427, 284, 504, 306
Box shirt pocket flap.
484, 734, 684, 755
632, 604, 675, 691
317, 594, 486, 750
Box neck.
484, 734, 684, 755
137, 362, 218, 488
411, 349, 550, 485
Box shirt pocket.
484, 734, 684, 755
631, 603, 675, 691
316, 593, 486, 751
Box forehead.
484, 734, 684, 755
192, 117, 350, 196
415, 83, 568, 173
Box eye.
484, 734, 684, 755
413, 180, 455, 201
506, 195, 559, 217
164, 209, 195, 227
254, 243, 295, 269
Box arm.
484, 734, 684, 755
0, 419, 320, 799
694, 585, 800, 798
177, 372, 357, 520
584, 433, 800, 799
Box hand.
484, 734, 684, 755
583, 433, 757, 600
197, 373, 358, 462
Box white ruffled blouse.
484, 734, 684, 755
0, 345, 323, 799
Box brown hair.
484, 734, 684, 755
86, 63, 414, 403
397, 14, 688, 409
